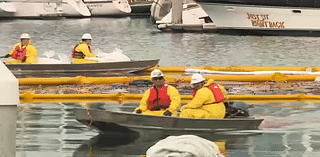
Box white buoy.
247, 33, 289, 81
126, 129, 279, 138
0, 61, 19, 157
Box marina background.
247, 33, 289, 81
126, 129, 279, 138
1, 17, 320, 156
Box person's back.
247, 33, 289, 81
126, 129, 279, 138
3, 33, 37, 64
180, 74, 227, 119
72, 33, 97, 64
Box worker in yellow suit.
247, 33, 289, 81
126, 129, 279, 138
2, 33, 37, 64
72, 33, 97, 64
134, 69, 181, 116
180, 74, 227, 119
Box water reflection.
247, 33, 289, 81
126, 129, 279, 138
73, 128, 265, 157
16, 101, 320, 157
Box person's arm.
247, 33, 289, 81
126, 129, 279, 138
166, 86, 181, 113
135, 89, 150, 112
75, 44, 96, 57
218, 84, 228, 100
26, 45, 37, 58
181, 88, 209, 110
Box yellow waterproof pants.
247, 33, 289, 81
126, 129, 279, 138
72, 58, 98, 64
180, 108, 225, 119
142, 110, 178, 117
6, 57, 37, 64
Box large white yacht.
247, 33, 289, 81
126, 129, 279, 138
194, 0, 320, 36
83, 0, 131, 16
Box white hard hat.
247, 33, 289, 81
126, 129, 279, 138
82, 33, 92, 40
191, 73, 206, 84
151, 69, 164, 78
20, 33, 30, 39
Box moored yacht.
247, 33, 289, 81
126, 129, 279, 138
194, 0, 320, 36
84, 0, 131, 16
151, 0, 215, 32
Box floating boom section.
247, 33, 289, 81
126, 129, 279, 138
147, 66, 320, 73
19, 92, 320, 104
18, 73, 320, 85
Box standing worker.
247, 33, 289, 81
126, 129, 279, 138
1, 33, 37, 64
134, 69, 181, 116
180, 74, 228, 119
72, 33, 97, 63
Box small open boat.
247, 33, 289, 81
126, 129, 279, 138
5, 59, 159, 78
74, 105, 264, 134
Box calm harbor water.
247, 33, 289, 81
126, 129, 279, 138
1, 17, 320, 157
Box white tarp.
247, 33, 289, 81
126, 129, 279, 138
146, 135, 224, 157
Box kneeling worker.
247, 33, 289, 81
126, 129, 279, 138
72, 33, 97, 63
180, 74, 227, 119
134, 69, 181, 116
2, 33, 37, 64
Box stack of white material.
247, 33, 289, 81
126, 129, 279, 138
146, 135, 224, 157
37, 51, 71, 64
87, 48, 131, 62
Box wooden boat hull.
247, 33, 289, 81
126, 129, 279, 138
5, 59, 159, 78
74, 107, 264, 133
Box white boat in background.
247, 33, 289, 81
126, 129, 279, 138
0, 2, 16, 17
62, 0, 91, 17
128, 0, 153, 15
84, 0, 131, 16
194, 0, 320, 36
10, 0, 62, 18
151, 0, 215, 32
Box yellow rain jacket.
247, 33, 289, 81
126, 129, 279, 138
72, 41, 97, 64
135, 85, 181, 116
6, 41, 37, 64
180, 79, 227, 119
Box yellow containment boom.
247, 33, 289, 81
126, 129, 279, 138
18, 73, 320, 85
147, 65, 318, 72
19, 92, 320, 105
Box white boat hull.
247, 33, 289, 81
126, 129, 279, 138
0, 2, 16, 17
155, 3, 215, 32
199, 3, 320, 35
84, 0, 131, 16
62, 0, 91, 17
12, 2, 62, 18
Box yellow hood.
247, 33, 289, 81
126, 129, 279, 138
204, 79, 214, 87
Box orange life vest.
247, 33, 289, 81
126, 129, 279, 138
192, 83, 225, 102
147, 85, 171, 111
72, 44, 91, 58
12, 45, 27, 60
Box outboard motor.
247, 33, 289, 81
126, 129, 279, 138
224, 101, 252, 118
150, 0, 172, 24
